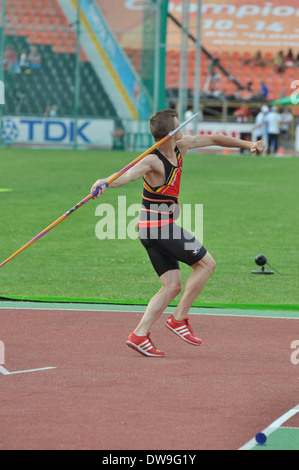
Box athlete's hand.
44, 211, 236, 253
91, 179, 108, 198
250, 140, 266, 154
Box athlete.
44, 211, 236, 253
91, 109, 266, 357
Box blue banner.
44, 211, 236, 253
80, 0, 151, 119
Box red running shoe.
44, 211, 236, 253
165, 315, 202, 345
126, 332, 165, 357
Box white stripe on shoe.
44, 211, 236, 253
140, 340, 154, 352
175, 327, 190, 336
126, 339, 165, 357
175, 326, 188, 332
165, 321, 201, 345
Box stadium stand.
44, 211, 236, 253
126, 47, 298, 103
2, 0, 298, 117
3, 0, 117, 117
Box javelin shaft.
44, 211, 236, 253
0, 113, 198, 268
0, 193, 93, 268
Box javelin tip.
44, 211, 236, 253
169, 112, 199, 136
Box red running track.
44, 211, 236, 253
0, 308, 298, 450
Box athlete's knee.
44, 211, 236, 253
165, 280, 182, 297
207, 255, 216, 273
172, 281, 182, 297
161, 272, 182, 297
194, 253, 216, 274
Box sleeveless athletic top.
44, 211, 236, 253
138, 147, 183, 228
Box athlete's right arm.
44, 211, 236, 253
91, 154, 157, 197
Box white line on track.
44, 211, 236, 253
0, 365, 56, 375
239, 404, 299, 450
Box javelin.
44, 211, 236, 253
0, 112, 198, 269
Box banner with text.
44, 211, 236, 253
98, 0, 299, 54
1, 116, 114, 147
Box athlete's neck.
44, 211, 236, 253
155, 137, 178, 159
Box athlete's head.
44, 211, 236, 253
150, 109, 179, 141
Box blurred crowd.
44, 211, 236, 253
3, 43, 42, 75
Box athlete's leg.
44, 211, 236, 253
172, 252, 216, 321
134, 269, 181, 335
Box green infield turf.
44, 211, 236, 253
0, 148, 298, 307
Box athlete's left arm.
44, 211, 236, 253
178, 134, 266, 154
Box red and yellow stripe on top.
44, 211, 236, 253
143, 152, 183, 198
138, 150, 182, 228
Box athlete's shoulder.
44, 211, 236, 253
144, 152, 159, 163
176, 135, 193, 155
142, 153, 163, 171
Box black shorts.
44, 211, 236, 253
138, 222, 207, 277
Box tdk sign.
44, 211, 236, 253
18, 119, 90, 142
2, 116, 114, 147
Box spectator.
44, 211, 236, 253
252, 79, 269, 101
259, 80, 269, 100
252, 50, 266, 67
44, 106, 51, 116
13, 87, 26, 113
233, 102, 251, 123
44, 105, 58, 117
184, 106, 203, 135
252, 105, 269, 142
284, 48, 295, 67
29, 46, 42, 70
280, 108, 294, 149
4, 44, 18, 75
234, 103, 251, 153
265, 106, 282, 154
203, 58, 221, 95
19, 49, 30, 74
184, 106, 194, 135
234, 81, 253, 101
273, 50, 285, 73
49, 105, 58, 117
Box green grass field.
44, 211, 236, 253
0, 147, 298, 308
